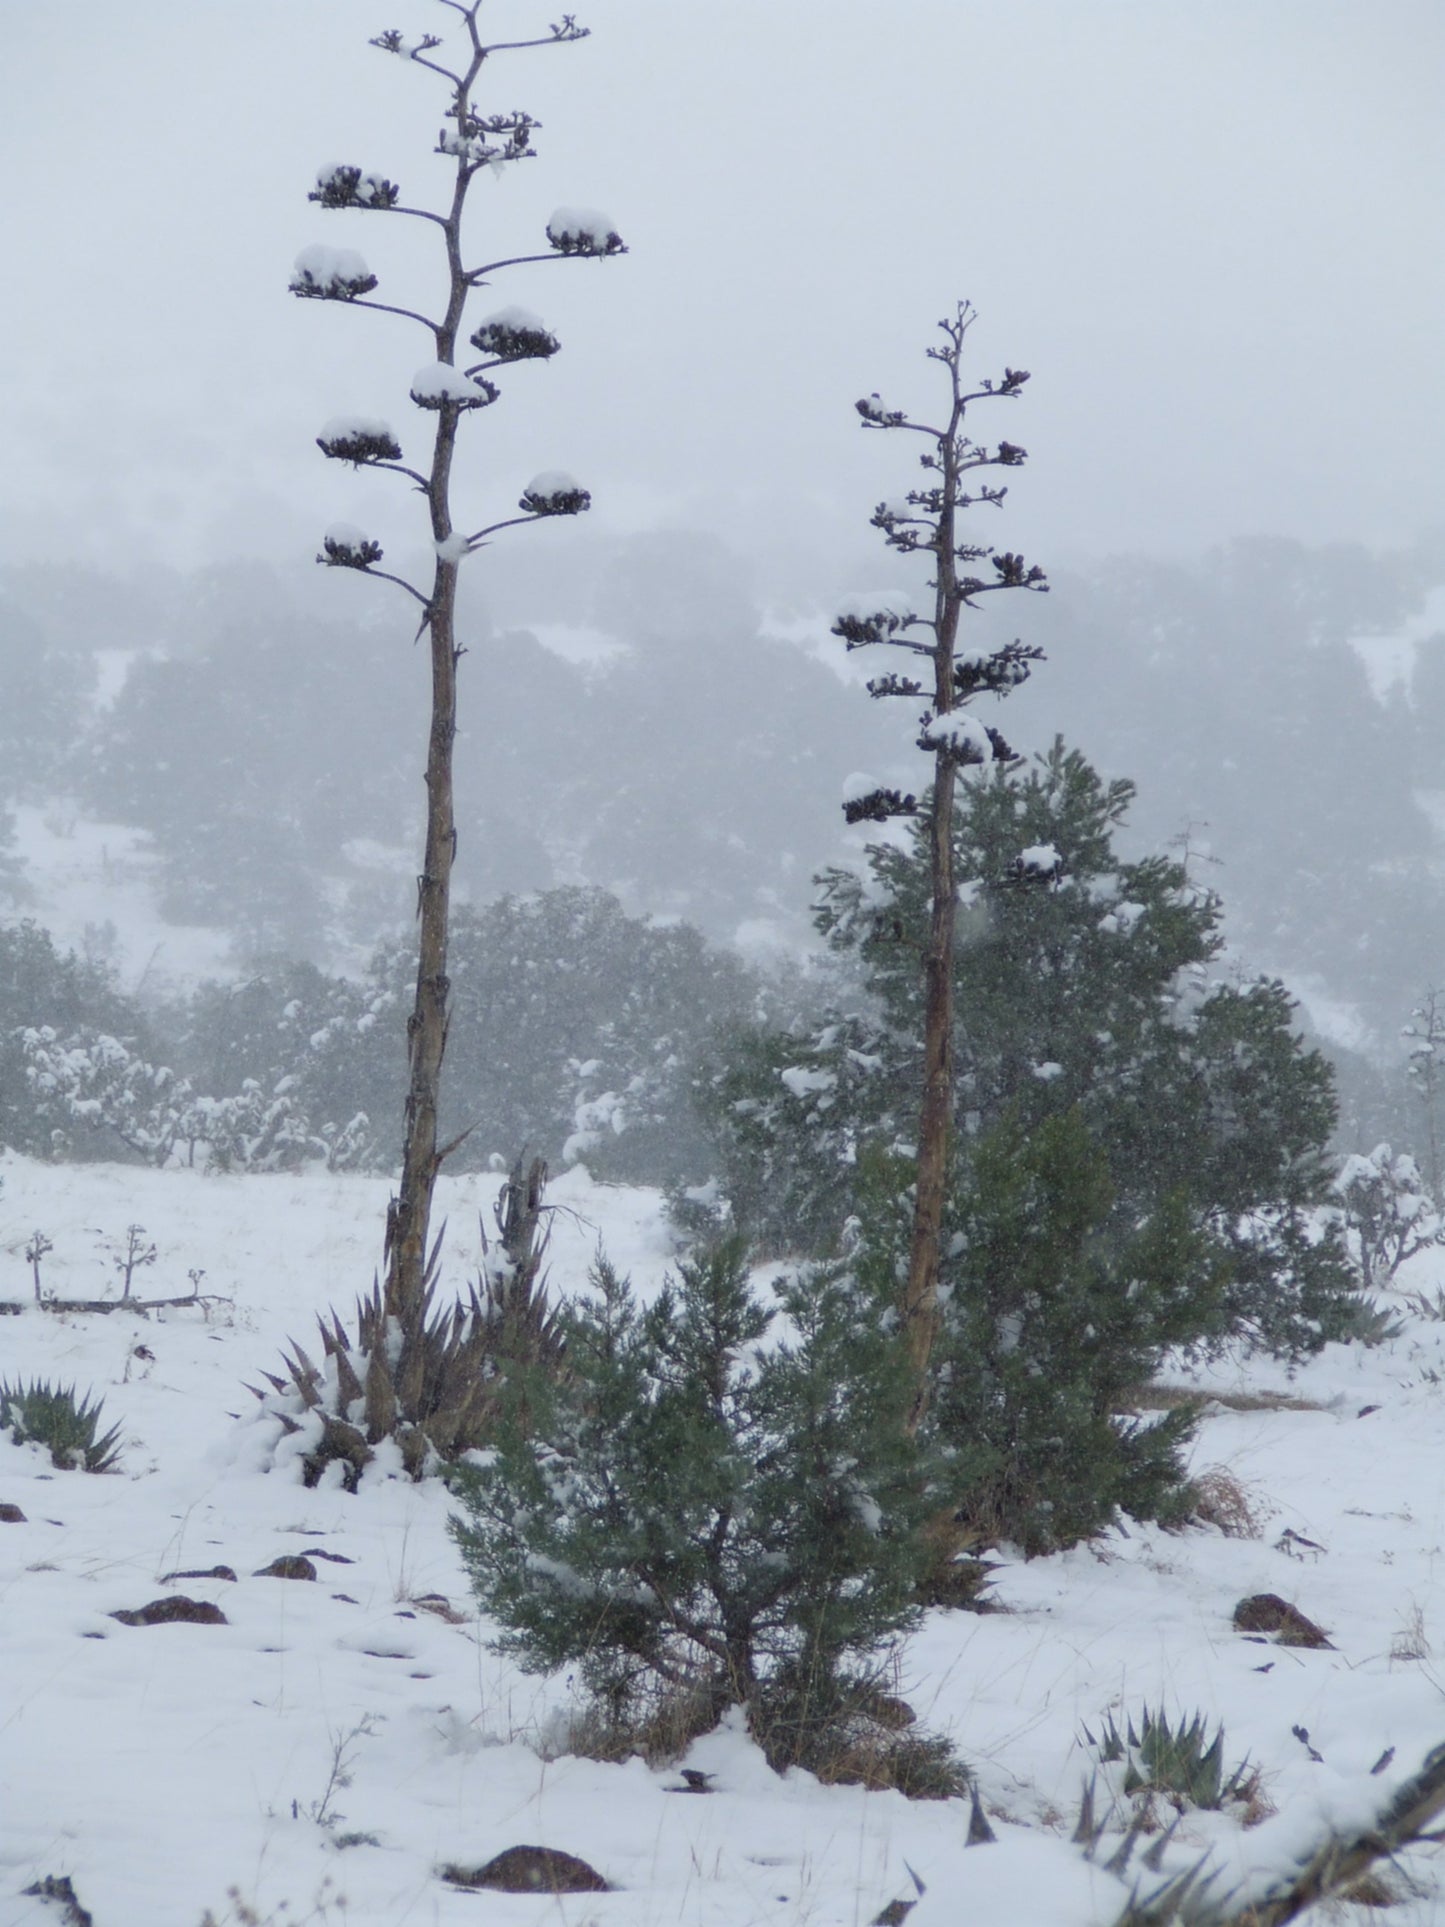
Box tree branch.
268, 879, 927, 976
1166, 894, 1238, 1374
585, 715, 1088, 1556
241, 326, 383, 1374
465, 251, 577, 283
480, 33, 592, 55
407, 54, 465, 86
374, 203, 450, 228
364, 567, 432, 608
861, 417, 949, 441
462, 512, 560, 546
346, 296, 443, 332
366, 461, 431, 489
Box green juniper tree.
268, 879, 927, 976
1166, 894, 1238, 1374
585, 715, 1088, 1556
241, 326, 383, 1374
449, 1239, 939, 1769
695, 743, 1359, 1546
930, 1108, 1222, 1554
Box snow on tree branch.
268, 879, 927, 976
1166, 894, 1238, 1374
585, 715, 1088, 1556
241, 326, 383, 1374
289, 245, 378, 301
408, 364, 499, 410
918, 710, 995, 767
317, 523, 383, 569
952, 639, 1045, 700
842, 785, 921, 826
545, 207, 625, 256
1003, 842, 1065, 887
855, 393, 908, 428
469, 306, 560, 361
309, 164, 401, 211
316, 417, 403, 466
519, 471, 591, 516
831, 591, 925, 649
369, 28, 444, 58
439, 112, 540, 168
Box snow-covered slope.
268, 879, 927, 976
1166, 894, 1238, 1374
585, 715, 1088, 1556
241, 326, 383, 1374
3, 1158, 1445, 1925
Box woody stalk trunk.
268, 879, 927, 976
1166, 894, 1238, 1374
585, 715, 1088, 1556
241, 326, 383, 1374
839, 304, 1047, 1431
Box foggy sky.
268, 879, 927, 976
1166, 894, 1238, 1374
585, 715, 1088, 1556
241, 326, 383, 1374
1, 1, 1441, 586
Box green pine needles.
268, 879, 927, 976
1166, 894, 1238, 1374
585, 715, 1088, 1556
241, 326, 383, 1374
448, 1239, 942, 1773
0, 1377, 123, 1473
692, 739, 1364, 1553
927, 1108, 1221, 1553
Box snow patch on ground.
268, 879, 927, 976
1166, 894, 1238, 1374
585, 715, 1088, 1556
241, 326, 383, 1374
1349, 584, 1445, 704
525, 621, 631, 668
4, 1161, 1445, 1922
9, 805, 235, 990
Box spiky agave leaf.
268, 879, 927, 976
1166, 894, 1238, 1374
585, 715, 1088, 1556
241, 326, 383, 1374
1114, 1854, 1227, 1927
258, 1165, 567, 1488
0, 1376, 123, 1472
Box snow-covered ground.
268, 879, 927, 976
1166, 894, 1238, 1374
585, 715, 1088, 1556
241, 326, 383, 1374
4, 1156, 1445, 1926
8, 807, 234, 993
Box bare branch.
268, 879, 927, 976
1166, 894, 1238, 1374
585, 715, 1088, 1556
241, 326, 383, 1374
465, 251, 576, 283
371, 461, 432, 490
410, 54, 465, 86
462, 512, 553, 546
383, 204, 451, 228
345, 296, 442, 332
367, 567, 432, 608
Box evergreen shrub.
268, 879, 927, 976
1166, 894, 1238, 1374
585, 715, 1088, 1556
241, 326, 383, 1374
922, 1109, 1223, 1553
449, 1239, 954, 1783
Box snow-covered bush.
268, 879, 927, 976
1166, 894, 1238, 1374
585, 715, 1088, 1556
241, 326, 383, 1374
179, 1080, 342, 1175
1334, 1142, 1445, 1285
21, 1026, 191, 1166
0, 920, 156, 1156
448, 1239, 945, 1780
20, 1014, 375, 1176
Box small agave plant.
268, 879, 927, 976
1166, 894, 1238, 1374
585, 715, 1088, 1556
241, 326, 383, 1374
1088, 1706, 1251, 1811
252, 1156, 564, 1488
0, 1377, 123, 1472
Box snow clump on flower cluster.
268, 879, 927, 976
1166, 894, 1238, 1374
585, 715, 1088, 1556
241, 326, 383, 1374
290, 245, 377, 300
545, 207, 625, 256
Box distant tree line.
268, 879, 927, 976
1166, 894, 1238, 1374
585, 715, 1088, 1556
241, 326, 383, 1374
0, 888, 774, 1184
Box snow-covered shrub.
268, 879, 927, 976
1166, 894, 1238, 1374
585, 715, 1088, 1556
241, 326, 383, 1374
0, 920, 154, 1156
21, 1026, 191, 1166
449, 1239, 945, 1780
19, 1017, 372, 1176
181, 1079, 325, 1174
1334, 1142, 1445, 1286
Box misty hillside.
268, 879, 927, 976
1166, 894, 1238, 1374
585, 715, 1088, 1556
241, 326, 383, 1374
3, 528, 1443, 1122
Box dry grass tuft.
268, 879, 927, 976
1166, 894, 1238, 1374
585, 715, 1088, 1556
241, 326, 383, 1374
1388, 1601, 1431, 1666
556, 1682, 722, 1769
1125, 1382, 1326, 1416
1188, 1467, 1273, 1539
1332, 1868, 1403, 1909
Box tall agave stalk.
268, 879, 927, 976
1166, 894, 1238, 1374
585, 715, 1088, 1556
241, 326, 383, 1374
291, 5, 624, 1408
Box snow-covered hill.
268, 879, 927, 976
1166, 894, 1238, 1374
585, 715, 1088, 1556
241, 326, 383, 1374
4, 1157, 1445, 1925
